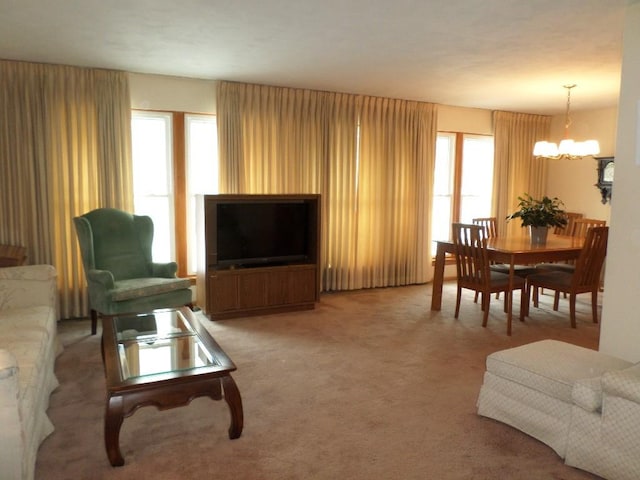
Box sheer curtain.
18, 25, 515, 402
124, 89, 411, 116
217, 81, 436, 291
492, 111, 551, 237
0, 60, 132, 319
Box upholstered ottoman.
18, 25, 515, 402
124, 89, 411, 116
476, 339, 630, 458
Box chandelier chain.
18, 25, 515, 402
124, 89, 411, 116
563, 84, 576, 135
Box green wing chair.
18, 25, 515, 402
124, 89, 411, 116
73, 208, 193, 334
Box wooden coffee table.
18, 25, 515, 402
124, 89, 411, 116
101, 307, 243, 466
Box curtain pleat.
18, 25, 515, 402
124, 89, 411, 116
0, 60, 132, 319
217, 81, 436, 291
492, 111, 551, 237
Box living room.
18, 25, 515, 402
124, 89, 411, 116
1, 1, 640, 479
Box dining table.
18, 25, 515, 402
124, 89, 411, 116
431, 233, 585, 335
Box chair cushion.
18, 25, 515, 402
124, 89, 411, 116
535, 263, 575, 273
490, 264, 538, 277
110, 277, 191, 301
486, 340, 631, 404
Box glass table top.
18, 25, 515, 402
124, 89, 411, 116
114, 309, 220, 380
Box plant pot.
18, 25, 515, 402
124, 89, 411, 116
529, 226, 549, 245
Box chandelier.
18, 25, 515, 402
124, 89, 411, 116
533, 84, 600, 160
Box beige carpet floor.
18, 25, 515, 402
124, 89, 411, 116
36, 282, 604, 479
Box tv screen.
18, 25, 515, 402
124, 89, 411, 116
216, 200, 310, 267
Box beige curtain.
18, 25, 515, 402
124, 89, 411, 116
217, 81, 436, 291
492, 111, 551, 237
354, 96, 436, 288
0, 60, 132, 319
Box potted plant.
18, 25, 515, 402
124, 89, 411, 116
506, 194, 568, 244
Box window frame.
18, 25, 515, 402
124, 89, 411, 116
132, 109, 217, 280
432, 131, 494, 259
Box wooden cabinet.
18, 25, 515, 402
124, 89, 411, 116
196, 194, 320, 319
205, 264, 318, 318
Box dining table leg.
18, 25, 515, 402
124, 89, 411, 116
507, 256, 515, 336
431, 242, 448, 311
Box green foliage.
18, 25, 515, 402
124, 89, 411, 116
506, 193, 568, 228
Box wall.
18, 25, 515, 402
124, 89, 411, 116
599, 1, 640, 362
437, 105, 492, 135
545, 107, 618, 222
128, 73, 217, 112
127, 73, 630, 336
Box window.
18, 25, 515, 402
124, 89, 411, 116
185, 114, 218, 273
131, 111, 218, 276
431, 132, 494, 255
131, 112, 174, 263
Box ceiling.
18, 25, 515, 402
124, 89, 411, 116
0, 0, 627, 114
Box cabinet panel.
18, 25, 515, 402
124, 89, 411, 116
208, 273, 238, 313
237, 271, 268, 309
288, 267, 318, 304
267, 270, 290, 305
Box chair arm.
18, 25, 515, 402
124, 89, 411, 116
151, 262, 178, 278
602, 364, 640, 404
86, 269, 115, 289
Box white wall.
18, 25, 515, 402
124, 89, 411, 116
599, 1, 640, 362
125, 8, 640, 360
545, 107, 617, 222
128, 72, 217, 113
437, 105, 493, 135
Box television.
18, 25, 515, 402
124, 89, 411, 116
203, 194, 320, 269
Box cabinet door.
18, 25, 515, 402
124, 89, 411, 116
287, 267, 317, 303
209, 273, 238, 313
267, 270, 290, 306
237, 271, 268, 309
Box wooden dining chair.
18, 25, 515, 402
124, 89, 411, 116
472, 217, 498, 238
526, 226, 609, 327
452, 223, 526, 333
472, 217, 538, 277
553, 212, 583, 235
537, 218, 606, 274
570, 218, 607, 238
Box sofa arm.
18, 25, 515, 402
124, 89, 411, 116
0, 350, 18, 382
0, 265, 57, 311
602, 364, 640, 404
0, 349, 21, 480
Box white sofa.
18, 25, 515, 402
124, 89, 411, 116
477, 340, 640, 480
0, 265, 60, 480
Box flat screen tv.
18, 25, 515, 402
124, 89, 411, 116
207, 194, 319, 268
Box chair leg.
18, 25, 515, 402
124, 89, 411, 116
474, 291, 479, 303
519, 288, 526, 322
553, 292, 560, 311
482, 292, 490, 327
591, 290, 599, 323
454, 287, 462, 318
569, 293, 577, 328
91, 309, 98, 335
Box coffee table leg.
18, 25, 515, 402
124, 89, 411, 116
221, 375, 243, 439
105, 394, 126, 466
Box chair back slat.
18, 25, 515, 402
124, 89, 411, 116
554, 212, 584, 235
452, 223, 489, 289
573, 226, 609, 288
472, 217, 498, 239
570, 218, 606, 238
